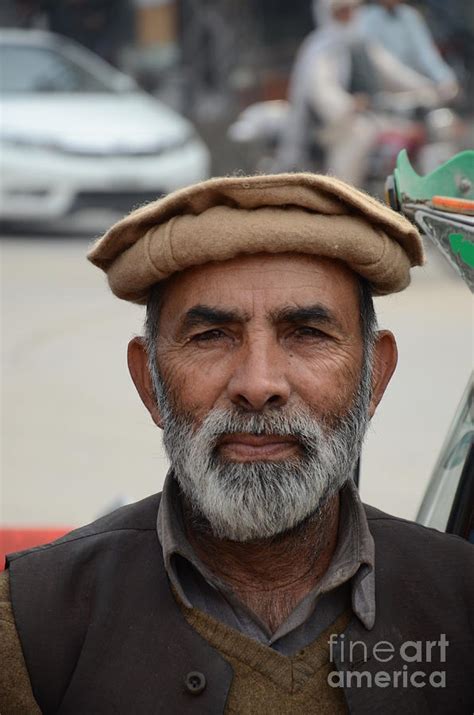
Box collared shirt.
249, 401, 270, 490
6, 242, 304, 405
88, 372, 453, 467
157, 473, 375, 655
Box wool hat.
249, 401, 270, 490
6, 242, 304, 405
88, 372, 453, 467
88, 172, 424, 304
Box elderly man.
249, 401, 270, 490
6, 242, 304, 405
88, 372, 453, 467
1, 173, 473, 713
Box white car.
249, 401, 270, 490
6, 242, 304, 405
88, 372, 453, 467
0, 30, 210, 227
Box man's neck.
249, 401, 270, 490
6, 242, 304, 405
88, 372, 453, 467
184, 494, 340, 633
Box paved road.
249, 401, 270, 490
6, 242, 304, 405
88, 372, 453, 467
1, 234, 472, 527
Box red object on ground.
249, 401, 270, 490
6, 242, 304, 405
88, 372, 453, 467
0, 528, 71, 570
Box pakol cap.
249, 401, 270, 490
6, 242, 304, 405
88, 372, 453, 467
88, 172, 424, 304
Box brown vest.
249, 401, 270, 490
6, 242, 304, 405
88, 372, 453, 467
6, 493, 474, 714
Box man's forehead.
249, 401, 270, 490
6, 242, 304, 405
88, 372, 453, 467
159, 253, 360, 323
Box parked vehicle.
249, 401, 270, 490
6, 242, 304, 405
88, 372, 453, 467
386, 150, 474, 542
0, 30, 210, 228
416, 378, 473, 541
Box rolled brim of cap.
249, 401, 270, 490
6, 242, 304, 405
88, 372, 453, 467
88, 172, 424, 304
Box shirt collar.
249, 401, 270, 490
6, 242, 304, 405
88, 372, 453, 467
157, 471, 376, 630
157, 472, 222, 609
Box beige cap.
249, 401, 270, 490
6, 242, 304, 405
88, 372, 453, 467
88, 172, 424, 304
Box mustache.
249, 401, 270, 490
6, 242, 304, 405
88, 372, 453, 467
191, 405, 332, 455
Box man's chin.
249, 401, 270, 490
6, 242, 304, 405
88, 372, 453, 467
225, 511, 321, 544
207, 507, 327, 543
188, 488, 335, 543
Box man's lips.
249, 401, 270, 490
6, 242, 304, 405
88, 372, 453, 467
217, 434, 300, 461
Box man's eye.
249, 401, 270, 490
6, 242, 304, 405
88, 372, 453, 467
192, 329, 226, 342
293, 326, 326, 339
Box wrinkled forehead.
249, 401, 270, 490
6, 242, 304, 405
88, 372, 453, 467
157, 253, 362, 330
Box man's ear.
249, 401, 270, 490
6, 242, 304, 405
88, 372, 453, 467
127, 337, 164, 428
368, 330, 398, 418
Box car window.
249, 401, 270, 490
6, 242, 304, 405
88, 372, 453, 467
417, 378, 473, 533
0, 44, 116, 93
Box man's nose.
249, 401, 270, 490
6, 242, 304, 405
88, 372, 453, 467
226, 339, 291, 411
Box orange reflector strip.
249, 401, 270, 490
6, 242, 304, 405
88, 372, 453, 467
431, 196, 474, 215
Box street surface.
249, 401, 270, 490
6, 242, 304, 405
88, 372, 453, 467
1, 233, 472, 527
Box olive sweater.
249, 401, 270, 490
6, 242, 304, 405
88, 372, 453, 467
0, 571, 41, 714
182, 603, 350, 714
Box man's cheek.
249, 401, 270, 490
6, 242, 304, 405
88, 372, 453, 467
296, 362, 361, 415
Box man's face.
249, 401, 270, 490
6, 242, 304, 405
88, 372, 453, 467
334, 6, 357, 24
129, 253, 396, 541
156, 253, 365, 429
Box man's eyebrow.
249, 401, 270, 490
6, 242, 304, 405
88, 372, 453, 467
272, 304, 343, 330
179, 304, 248, 332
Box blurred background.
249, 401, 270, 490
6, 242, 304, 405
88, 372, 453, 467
0, 0, 473, 542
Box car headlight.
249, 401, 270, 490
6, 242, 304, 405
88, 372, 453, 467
1, 131, 196, 156
1, 134, 66, 153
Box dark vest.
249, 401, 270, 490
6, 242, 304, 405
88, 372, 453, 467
6, 494, 474, 714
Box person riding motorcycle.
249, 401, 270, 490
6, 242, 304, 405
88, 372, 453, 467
276, 0, 441, 186
357, 0, 459, 101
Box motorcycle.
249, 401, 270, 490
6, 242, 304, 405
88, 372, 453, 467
227, 98, 464, 197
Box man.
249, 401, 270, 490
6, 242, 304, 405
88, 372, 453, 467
358, 0, 458, 96
277, 0, 441, 184
1, 172, 473, 713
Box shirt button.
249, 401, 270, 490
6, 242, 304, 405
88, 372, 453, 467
184, 671, 206, 695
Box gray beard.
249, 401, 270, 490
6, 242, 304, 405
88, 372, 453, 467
153, 372, 371, 542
